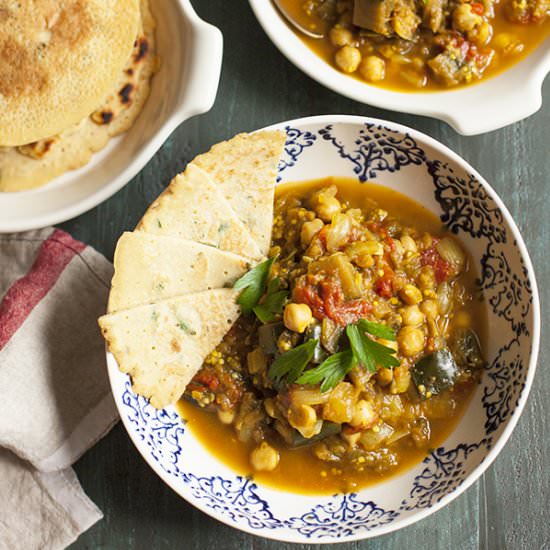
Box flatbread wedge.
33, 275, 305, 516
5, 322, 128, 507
108, 232, 251, 313
99, 289, 240, 409
192, 130, 286, 256
137, 164, 263, 261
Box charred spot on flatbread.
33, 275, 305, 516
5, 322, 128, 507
17, 138, 56, 160
134, 37, 149, 62
119, 83, 134, 105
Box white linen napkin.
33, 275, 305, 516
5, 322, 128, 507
0, 228, 118, 549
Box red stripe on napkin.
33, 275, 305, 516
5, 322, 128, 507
0, 229, 87, 351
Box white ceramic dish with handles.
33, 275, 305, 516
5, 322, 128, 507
249, 0, 550, 135
0, 0, 223, 233
106, 115, 540, 543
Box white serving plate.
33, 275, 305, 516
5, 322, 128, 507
249, 0, 550, 135
107, 115, 540, 542
0, 0, 223, 233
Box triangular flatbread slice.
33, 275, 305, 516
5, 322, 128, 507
99, 289, 240, 409
192, 130, 286, 256
108, 232, 251, 313
137, 164, 263, 261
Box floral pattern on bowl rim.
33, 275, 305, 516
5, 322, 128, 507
107, 115, 540, 543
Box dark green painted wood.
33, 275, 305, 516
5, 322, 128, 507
66, 2, 550, 548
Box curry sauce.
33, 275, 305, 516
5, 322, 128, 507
178, 179, 487, 495
278, 0, 550, 91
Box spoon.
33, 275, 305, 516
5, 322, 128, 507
272, 0, 325, 39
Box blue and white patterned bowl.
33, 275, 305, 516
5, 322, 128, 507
107, 115, 540, 543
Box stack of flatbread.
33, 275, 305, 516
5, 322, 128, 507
0, 0, 158, 192
99, 131, 287, 409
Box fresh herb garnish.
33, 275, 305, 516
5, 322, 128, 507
253, 277, 288, 322
268, 339, 318, 384
296, 349, 356, 392
347, 322, 399, 372
234, 257, 276, 313
271, 319, 398, 391
234, 258, 288, 321
356, 319, 396, 341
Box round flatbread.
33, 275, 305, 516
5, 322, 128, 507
0, 0, 157, 192
0, 0, 140, 146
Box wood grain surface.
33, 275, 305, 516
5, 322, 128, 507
66, 2, 550, 548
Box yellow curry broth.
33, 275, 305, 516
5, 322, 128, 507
178, 389, 473, 494
178, 179, 487, 495
279, 0, 550, 92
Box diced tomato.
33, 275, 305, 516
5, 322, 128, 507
294, 278, 371, 327
386, 237, 395, 252
420, 246, 452, 283
293, 282, 327, 319
471, 2, 484, 14
375, 268, 395, 299
194, 370, 220, 391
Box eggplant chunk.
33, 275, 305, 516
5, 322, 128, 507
258, 322, 284, 355
304, 322, 328, 364
412, 349, 458, 396
354, 0, 420, 39
288, 421, 342, 448
451, 328, 486, 370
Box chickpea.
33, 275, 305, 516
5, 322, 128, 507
288, 404, 321, 438
399, 284, 423, 305
283, 303, 313, 333
329, 25, 353, 47
469, 20, 492, 46
301, 218, 324, 246
359, 55, 385, 82
349, 400, 377, 429
315, 196, 341, 222
217, 408, 235, 425
453, 4, 482, 32
335, 45, 362, 73
250, 441, 280, 472
376, 366, 394, 386
400, 304, 425, 326
420, 299, 439, 319
398, 326, 425, 357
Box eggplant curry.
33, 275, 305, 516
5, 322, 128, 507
277, 0, 550, 90
179, 179, 487, 494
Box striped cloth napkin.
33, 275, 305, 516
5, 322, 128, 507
0, 228, 118, 549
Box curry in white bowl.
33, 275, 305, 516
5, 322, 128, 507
181, 178, 487, 494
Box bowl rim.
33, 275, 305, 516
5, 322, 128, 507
248, 0, 550, 135
108, 114, 541, 542
0, 0, 223, 233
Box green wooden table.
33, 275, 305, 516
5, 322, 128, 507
66, 2, 550, 548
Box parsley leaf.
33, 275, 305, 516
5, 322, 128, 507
348, 322, 399, 372
234, 257, 276, 313
253, 289, 288, 323
357, 319, 397, 341
268, 339, 318, 384
346, 324, 375, 372
296, 349, 356, 392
